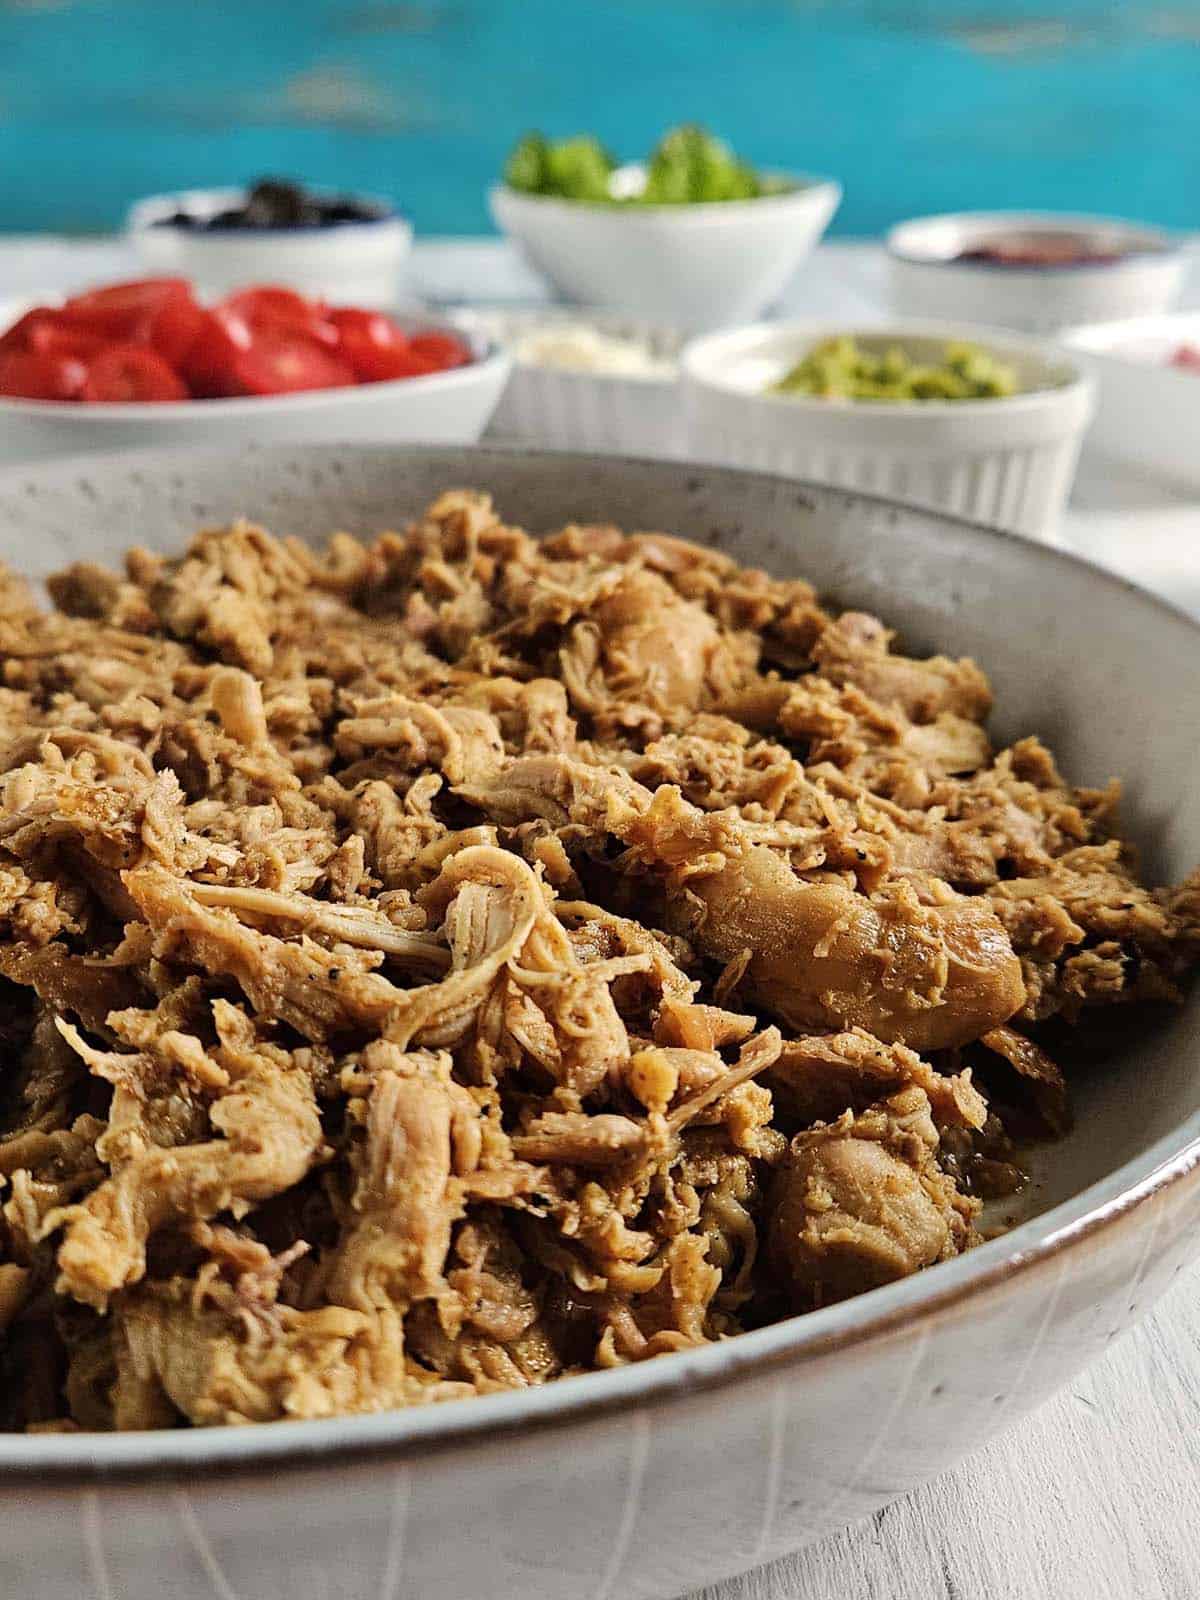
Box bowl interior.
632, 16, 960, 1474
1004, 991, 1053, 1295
889, 211, 1177, 267
685, 322, 1080, 403
0, 444, 1196, 1469
454, 304, 684, 375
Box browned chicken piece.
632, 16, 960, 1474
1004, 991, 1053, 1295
46, 1009, 324, 1310
768, 1029, 987, 1130
610, 784, 1025, 1052
812, 611, 992, 724
768, 1086, 977, 1307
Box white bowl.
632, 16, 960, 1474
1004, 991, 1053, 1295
2, 445, 1199, 1600
888, 211, 1186, 334
682, 318, 1094, 539
127, 186, 413, 304
0, 309, 511, 464
1064, 312, 1200, 491
455, 305, 686, 457
489, 175, 841, 330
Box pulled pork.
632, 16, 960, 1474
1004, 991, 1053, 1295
0, 491, 1195, 1431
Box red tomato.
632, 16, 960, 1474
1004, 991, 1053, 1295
61, 278, 191, 339
408, 331, 471, 370
81, 345, 188, 403
0, 308, 58, 354
231, 330, 355, 396
144, 289, 206, 368
0, 348, 88, 400
28, 319, 108, 360
181, 308, 254, 397
326, 307, 419, 381
222, 286, 336, 345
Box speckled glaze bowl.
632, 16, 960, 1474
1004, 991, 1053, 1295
2, 446, 1199, 1600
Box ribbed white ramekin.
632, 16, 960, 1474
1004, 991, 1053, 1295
681, 319, 1095, 540
454, 307, 687, 458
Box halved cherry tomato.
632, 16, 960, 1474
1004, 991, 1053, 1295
61, 278, 191, 339
222, 286, 337, 346
231, 330, 355, 396
143, 289, 206, 368
327, 307, 418, 381
0, 348, 88, 400
28, 319, 108, 360
0, 308, 58, 354
181, 308, 254, 397
408, 331, 471, 370
81, 345, 188, 403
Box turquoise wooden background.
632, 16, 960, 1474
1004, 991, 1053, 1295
1, 0, 1196, 237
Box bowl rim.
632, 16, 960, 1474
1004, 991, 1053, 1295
886, 210, 1183, 272
126, 186, 408, 236
489, 173, 842, 223
680, 316, 1091, 416
0, 441, 1195, 1484
0, 308, 507, 420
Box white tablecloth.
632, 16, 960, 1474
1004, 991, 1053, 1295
5, 234, 1200, 1600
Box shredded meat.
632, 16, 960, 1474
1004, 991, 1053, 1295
0, 489, 1193, 1431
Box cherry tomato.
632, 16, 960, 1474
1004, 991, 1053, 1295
327, 307, 419, 381
181, 308, 254, 397
231, 330, 355, 396
60, 278, 192, 339
0, 308, 59, 354
222, 286, 337, 345
143, 289, 206, 368
408, 331, 471, 370
28, 319, 108, 360
81, 345, 189, 403
0, 348, 88, 400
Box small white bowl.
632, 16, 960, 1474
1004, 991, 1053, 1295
454, 305, 686, 457
489, 175, 841, 330
127, 187, 413, 304
1064, 311, 1200, 491
681, 318, 1095, 539
0, 310, 510, 465
887, 211, 1186, 334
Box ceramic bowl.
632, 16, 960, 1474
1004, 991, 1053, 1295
1, 445, 1198, 1600
489, 176, 841, 330
1064, 311, 1200, 491
127, 186, 413, 304
455, 304, 687, 457
681, 318, 1094, 539
887, 211, 1186, 334
0, 312, 511, 464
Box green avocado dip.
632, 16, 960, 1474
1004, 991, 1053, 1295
772, 337, 1019, 401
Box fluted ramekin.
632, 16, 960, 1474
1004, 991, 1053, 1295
681, 318, 1095, 540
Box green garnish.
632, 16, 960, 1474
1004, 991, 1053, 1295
772, 338, 1019, 401
503, 123, 789, 206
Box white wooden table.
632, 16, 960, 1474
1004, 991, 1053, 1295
5, 234, 1199, 1600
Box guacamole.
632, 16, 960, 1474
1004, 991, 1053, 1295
772, 337, 1019, 401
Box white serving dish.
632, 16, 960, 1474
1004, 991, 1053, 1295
681, 318, 1094, 539
2, 443, 1200, 1600
455, 305, 686, 456
127, 186, 413, 303
0, 306, 510, 463
1064, 311, 1200, 491
888, 211, 1186, 334
489, 174, 841, 330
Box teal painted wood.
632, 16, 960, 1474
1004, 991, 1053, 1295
0, 0, 1196, 237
